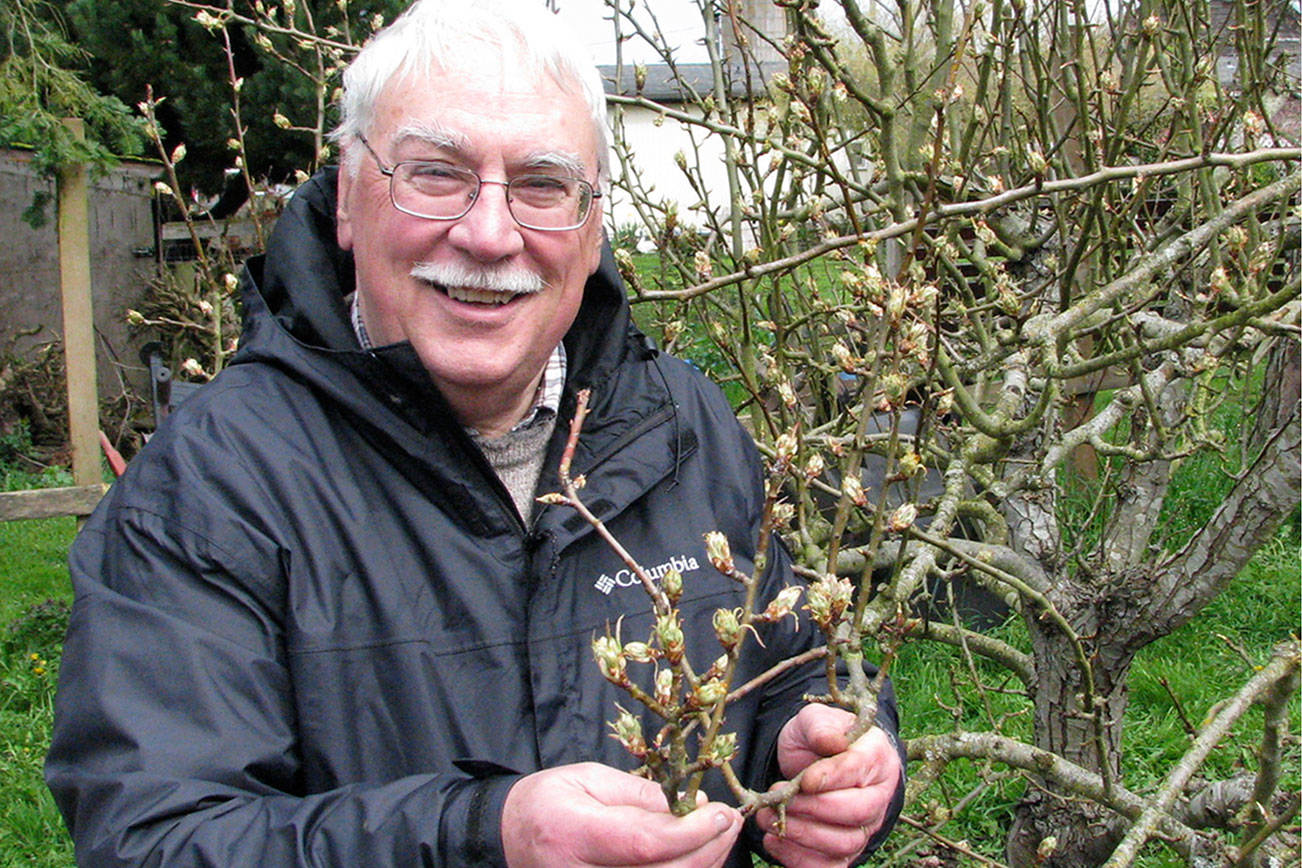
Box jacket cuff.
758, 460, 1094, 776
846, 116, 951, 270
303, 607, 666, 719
441, 774, 521, 865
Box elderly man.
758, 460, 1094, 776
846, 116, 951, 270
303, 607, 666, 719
47, 2, 904, 865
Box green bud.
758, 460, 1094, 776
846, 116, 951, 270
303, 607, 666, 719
592, 635, 626, 683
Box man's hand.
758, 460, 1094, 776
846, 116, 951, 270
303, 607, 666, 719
501, 762, 743, 867
756, 704, 903, 868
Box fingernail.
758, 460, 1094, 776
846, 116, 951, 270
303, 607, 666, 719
714, 810, 732, 832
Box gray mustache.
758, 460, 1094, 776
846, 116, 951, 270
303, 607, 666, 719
410, 262, 546, 294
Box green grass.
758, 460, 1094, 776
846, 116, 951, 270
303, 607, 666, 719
1, 468, 77, 866
873, 521, 1300, 865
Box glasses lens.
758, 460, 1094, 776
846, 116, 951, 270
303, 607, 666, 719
392, 162, 479, 219
508, 176, 592, 230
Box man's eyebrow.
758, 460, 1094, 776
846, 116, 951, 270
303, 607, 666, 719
391, 122, 468, 153
523, 151, 588, 178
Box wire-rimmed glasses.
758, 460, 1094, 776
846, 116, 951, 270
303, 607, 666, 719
357, 134, 601, 232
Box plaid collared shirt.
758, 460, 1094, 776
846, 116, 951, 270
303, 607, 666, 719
351, 293, 566, 434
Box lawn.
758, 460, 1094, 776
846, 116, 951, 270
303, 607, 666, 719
0, 513, 75, 866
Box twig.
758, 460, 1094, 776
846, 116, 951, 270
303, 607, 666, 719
1102, 639, 1301, 867
897, 814, 1011, 867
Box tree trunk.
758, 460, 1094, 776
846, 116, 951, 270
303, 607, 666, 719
1006, 594, 1136, 866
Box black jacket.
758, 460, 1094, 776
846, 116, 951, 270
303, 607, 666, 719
47, 168, 903, 866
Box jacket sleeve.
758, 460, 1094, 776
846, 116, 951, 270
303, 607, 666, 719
45, 478, 516, 867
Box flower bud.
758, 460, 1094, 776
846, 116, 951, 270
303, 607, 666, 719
777, 380, 798, 409
654, 667, 674, 706
775, 431, 799, 465
655, 612, 685, 662
592, 635, 626, 683
623, 641, 655, 663
887, 502, 918, 532
761, 586, 803, 623
180, 358, 206, 379
661, 567, 683, 603
842, 473, 867, 507
713, 608, 742, 649
805, 574, 854, 628
694, 678, 727, 708
831, 341, 856, 373
706, 731, 737, 764
610, 707, 647, 757
705, 531, 734, 574
770, 501, 795, 529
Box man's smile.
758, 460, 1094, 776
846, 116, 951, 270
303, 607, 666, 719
411, 262, 544, 307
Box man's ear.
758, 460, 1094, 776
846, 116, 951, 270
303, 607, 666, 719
336, 163, 356, 251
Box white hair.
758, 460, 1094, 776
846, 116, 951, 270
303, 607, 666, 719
331, 0, 610, 186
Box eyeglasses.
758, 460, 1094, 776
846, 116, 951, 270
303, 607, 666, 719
357, 134, 601, 232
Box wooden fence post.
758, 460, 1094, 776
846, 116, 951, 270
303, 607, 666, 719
58, 118, 100, 490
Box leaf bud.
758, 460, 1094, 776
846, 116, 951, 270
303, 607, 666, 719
898, 450, 924, 478
180, 358, 206, 379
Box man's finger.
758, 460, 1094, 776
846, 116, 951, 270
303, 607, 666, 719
799, 729, 898, 794
583, 802, 741, 867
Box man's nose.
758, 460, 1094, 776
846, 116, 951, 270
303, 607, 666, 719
446, 180, 525, 262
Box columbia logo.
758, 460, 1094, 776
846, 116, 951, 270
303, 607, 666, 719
594, 554, 701, 595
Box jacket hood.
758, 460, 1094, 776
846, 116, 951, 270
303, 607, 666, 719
234, 166, 641, 400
